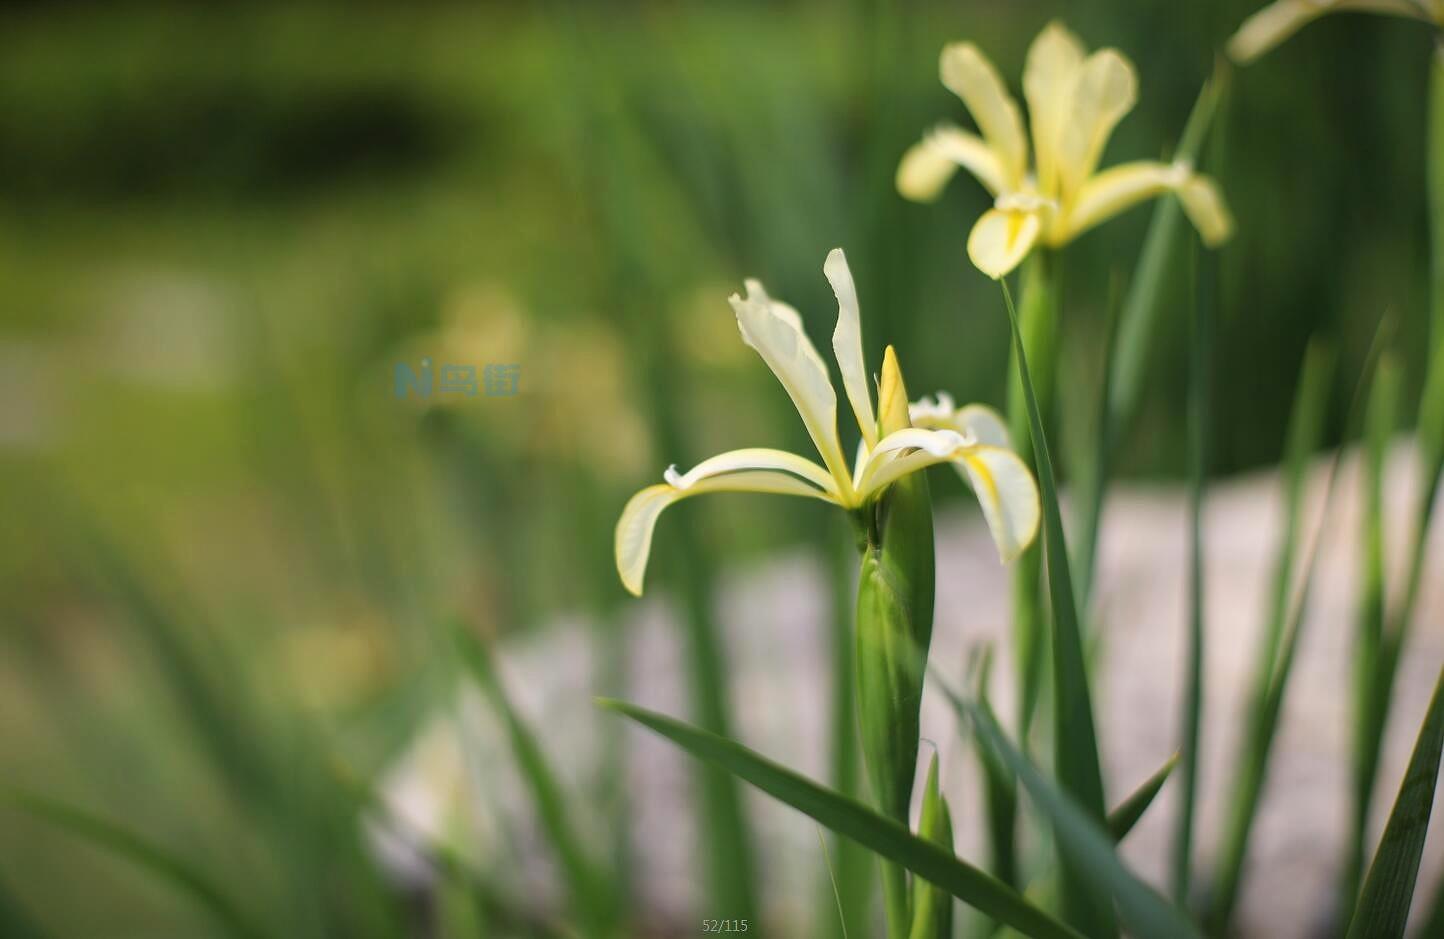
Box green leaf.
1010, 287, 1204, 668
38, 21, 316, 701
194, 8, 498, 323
931, 680, 1202, 939
0, 877, 51, 939
454, 625, 613, 933
969, 649, 1018, 889
908, 754, 954, 939
1345, 354, 1403, 911
597, 699, 1084, 939
1000, 280, 1116, 938
1210, 336, 1373, 933
1110, 753, 1181, 844
1346, 666, 1444, 939
6, 792, 267, 939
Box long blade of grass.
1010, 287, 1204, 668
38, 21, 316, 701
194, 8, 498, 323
598, 699, 1085, 939
1344, 354, 1403, 913
931, 678, 1201, 939
1209, 332, 1380, 931
6, 792, 267, 939
1345, 666, 1444, 938
969, 648, 1018, 889
454, 625, 612, 933
999, 279, 1116, 938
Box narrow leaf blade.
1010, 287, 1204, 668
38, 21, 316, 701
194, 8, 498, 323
598, 699, 1083, 939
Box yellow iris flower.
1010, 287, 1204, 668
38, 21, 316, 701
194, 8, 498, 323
1229, 0, 1443, 63
897, 21, 1234, 279
615, 248, 1040, 597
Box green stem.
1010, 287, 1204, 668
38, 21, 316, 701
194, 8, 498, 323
1171, 244, 1210, 905
1007, 251, 1060, 745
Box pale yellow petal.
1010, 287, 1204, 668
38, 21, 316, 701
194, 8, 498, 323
956, 446, 1041, 563
967, 208, 1043, 280
908, 398, 1012, 449
1063, 160, 1232, 246
615, 472, 835, 596
1023, 21, 1086, 197
897, 124, 1010, 201
826, 248, 877, 448
1177, 175, 1235, 247
954, 403, 1012, 448
729, 280, 853, 493
939, 43, 1028, 189
663, 447, 839, 496
876, 345, 912, 437
1226, 0, 1329, 62
1056, 49, 1137, 197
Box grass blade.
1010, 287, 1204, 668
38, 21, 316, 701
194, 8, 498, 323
1345, 666, 1444, 938
1345, 355, 1403, 912
0, 878, 51, 939
7, 792, 267, 939
932, 678, 1202, 939
598, 698, 1085, 939
1111, 753, 1181, 844
969, 648, 1018, 889
999, 279, 1115, 937
454, 625, 612, 933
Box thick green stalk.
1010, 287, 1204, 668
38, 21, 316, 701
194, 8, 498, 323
855, 462, 934, 938
1006, 251, 1060, 744
1171, 244, 1211, 905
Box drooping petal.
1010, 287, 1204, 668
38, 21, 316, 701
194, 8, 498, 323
939, 43, 1028, 190
1056, 48, 1138, 197
729, 280, 853, 494
1062, 160, 1233, 246
1226, 0, 1428, 64
1177, 175, 1236, 247
663, 447, 840, 496
967, 207, 1043, 279
826, 248, 877, 448
897, 124, 1010, 201
955, 446, 1041, 563
615, 471, 835, 596
1023, 20, 1086, 198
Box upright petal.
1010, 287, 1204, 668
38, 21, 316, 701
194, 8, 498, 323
967, 208, 1043, 279
1063, 160, 1232, 246
730, 280, 853, 493
1056, 49, 1137, 198
940, 43, 1028, 189
826, 248, 877, 448
897, 125, 1010, 201
955, 447, 1041, 563
1023, 21, 1086, 197
615, 471, 835, 596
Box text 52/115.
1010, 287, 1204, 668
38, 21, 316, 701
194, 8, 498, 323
702, 920, 750, 933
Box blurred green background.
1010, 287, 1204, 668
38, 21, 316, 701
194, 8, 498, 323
0, 1, 1435, 936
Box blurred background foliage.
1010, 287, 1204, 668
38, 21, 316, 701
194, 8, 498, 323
0, 1, 1436, 935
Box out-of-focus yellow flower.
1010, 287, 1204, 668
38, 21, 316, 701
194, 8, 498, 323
614, 248, 1040, 596
1228, 0, 1441, 64
898, 21, 1234, 279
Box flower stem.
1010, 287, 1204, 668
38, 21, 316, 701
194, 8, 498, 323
1006, 250, 1060, 745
